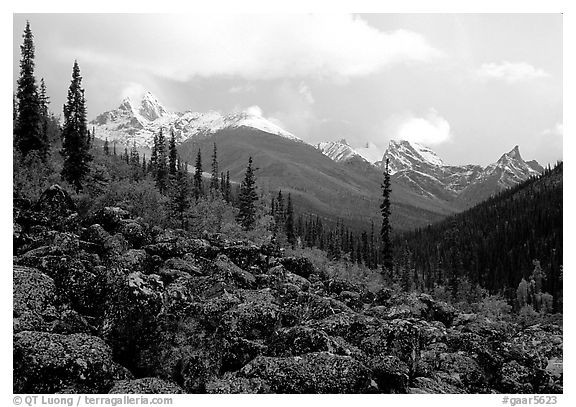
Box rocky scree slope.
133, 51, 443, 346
13, 185, 562, 394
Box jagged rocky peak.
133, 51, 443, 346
499, 145, 522, 162
138, 91, 168, 121
381, 139, 445, 174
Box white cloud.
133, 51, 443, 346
298, 83, 315, 104
391, 109, 452, 146
476, 61, 549, 83
229, 84, 255, 94
68, 14, 442, 81
541, 122, 563, 137
120, 82, 147, 102
244, 105, 263, 117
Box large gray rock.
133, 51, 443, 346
238, 352, 372, 393
14, 331, 131, 393
109, 377, 183, 394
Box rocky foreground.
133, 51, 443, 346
13, 185, 563, 394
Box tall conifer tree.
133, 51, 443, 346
15, 21, 46, 159
236, 157, 258, 230
210, 143, 219, 191
155, 129, 168, 193
168, 129, 177, 176
61, 61, 92, 192
380, 158, 393, 273
285, 193, 295, 247
193, 149, 204, 201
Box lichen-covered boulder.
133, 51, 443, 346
499, 360, 534, 393
280, 256, 316, 279
338, 290, 363, 311
101, 271, 164, 373
267, 326, 334, 357
81, 224, 111, 250
206, 374, 271, 394
221, 242, 264, 270
285, 272, 310, 292
434, 352, 487, 392
90, 207, 130, 232
13, 266, 58, 333
164, 257, 203, 276
109, 377, 184, 394
409, 376, 464, 394
103, 233, 131, 256
16, 255, 104, 317
285, 292, 353, 324
117, 249, 148, 273
370, 355, 410, 393
14, 331, 131, 393
118, 221, 148, 248
211, 255, 256, 289
307, 311, 379, 347
238, 352, 372, 393
220, 289, 281, 340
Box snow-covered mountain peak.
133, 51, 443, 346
383, 139, 445, 174
499, 145, 522, 162
228, 112, 300, 141
138, 91, 168, 121
480, 145, 540, 188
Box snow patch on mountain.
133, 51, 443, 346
316, 139, 366, 162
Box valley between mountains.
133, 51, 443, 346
91, 92, 543, 231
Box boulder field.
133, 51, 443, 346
13, 185, 563, 394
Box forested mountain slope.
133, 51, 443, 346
395, 162, 562, 307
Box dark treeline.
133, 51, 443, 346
392, 162, 563, 309
288, 212, 381, 270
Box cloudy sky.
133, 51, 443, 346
13, 13, 562, 166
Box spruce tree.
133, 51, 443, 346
155, 129, 168, 193
210, 142, 219, 191
220, 171, 226, 192
103, 138, 110, 155
38, 78, 50, 152
275, 190, 285, 224
168, 130, 177, 176
170, 167, 192, 229
285, 193, 296, 247
236, 156, 258, 230
193, 149, 204, 201
130, 142, 140, 166
61, 61, 92, 192
15, 21, 46, 159
380, 158, 393, 273
224, 170, 231, 202
150, 133, 158, 174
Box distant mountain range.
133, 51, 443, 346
91, 92, 543, 231
317, 138, 543, 206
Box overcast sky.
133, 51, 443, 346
13, 13, 562, 166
